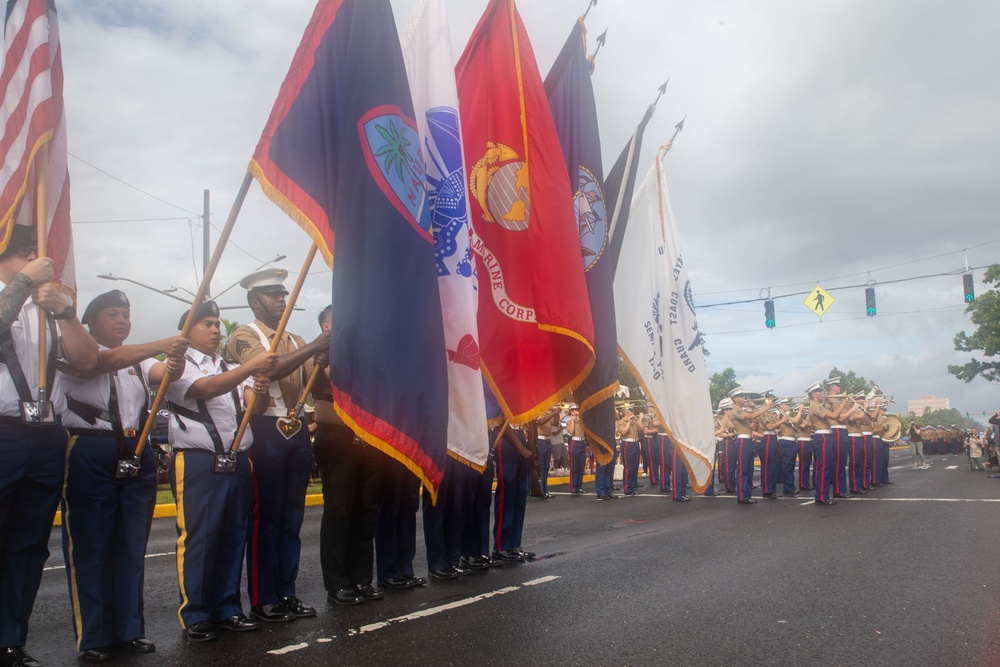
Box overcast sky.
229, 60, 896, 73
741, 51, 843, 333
53, 0, 1000, 420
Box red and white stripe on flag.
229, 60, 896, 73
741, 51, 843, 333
0, 0, 74, 288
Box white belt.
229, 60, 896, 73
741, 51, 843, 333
862, 431, 872, 435
832, 425, 846, 429
778, 436, 795, 441
763, 431, 776, 435
849, 433, 861, 437
622, 438, 638, 442
572, 437, 585, 441
815, 429, 831, 434
797, 437, 811, 441
737, 434, 751, 439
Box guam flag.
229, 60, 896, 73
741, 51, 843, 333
456, 0, 595, 425
543, 19, 616, 464
250, 0, 448, 499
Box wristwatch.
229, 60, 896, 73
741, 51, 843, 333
52, 305, 76, 320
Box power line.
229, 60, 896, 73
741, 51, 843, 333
68, 152, 201, 215
701, 304, 967, 336
73, 216, 193, 224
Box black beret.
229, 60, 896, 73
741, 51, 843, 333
81, 290, 130, 325
1, 225, 38, 257
177, 300, 220, 330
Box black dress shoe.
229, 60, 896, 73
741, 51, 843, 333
217, 613, 261, 632
328, 588, 363, 605
800, 486, 814, 491
814, 499, 837, 506
883, 480, 894, 484
673, 496, 691, 502
120, 638, 155, 654
83, 647, 113, 663
1, 647, 42, 667
737, 499, 757, 504
461, 556, 490, 570
279, 596, 317, 618
493, 549, 525, 562
453, 564, 472, 576
512, 548, 536, 560
182, 621, 218, 643
762, 493, 777, 499
250, 603, 294, 623
429, 567, 459, 580
354, 583, 385, 600
784, 490, 801, 496
853, 489, 868, 495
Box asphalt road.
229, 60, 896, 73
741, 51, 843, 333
26, 449, 1000, 666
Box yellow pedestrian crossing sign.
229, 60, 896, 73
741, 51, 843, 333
804, 285, 835, 317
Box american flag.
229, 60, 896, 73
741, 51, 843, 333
0, 0, 73, 288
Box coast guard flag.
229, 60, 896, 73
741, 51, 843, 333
613, 148, 715, 492
456, 0, 595, 425
401, 0, 488, 470
543, 19, 616, 464
0, 0, 74, 287
250, 0, 449, 499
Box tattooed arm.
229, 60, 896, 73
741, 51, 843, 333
0, 273, 34, 333
1, 257, 55, 333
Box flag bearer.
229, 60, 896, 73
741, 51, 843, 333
60, 290, 187, 662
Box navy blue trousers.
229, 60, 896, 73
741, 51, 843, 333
736, 437, 754, 502
423, 457, 463, 571
849, 434, 866, 493
375, 458, 420, 581
62, 435, 155, 650
865, 434, 877, 486
759, 434, 779, 495
798, 439, 813, 489
833, 428, 850, 496
493, 433, 528, 551
170, 449, 252, 629
724, 438, 738, 492
536, 439, 553, 495
657, 434, 673, 491
569, 438, 586, 492
876, 437, 890, 483
621, 440, 641, 494
0, 422, 66, 647
246, 416, 313, 606
777, 438, 798, 493
645, 436, 661, 486
460, 452, 494, 558
812, 433, 835, 503
595, 456, 615, 497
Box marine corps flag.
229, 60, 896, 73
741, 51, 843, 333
613, 148, 716, 491
0, 0, 74, 287
401, 0, 489, 470
543, 19, 616, 464
456, 0, 595, 425
250, 0, 449, 498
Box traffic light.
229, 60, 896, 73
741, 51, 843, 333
865, 287, 876, 317
963, 273, 975, 303
764, 300, 775, 329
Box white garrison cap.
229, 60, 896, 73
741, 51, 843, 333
806, 381, 824, 395
727, 386, 745, 399
824, 376, 843, 388
240, 268, 289, 295
718, 398, 734, 410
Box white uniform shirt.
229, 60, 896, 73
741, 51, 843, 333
59, 348, 155, 430
165, 349, 254, 452
0, 280, 66, 418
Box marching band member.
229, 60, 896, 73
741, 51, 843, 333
847, 398, 868, 495
60, 290, 187, 661
759, 402, 785, 499
805, 381, 837, 505
774, 399, 800, 496
727, 387, 772, 504
566, 406, 586, 495
789, 401, 813, 491
872, 404, 893, 485
641, 405, 660, 488
616, 406, 642, 496
823, 378, 858, 500
717, 399, 737, 493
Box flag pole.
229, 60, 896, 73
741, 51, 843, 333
35, 151, 48, 396
132, 171, 254, 458
228, 242, 318, 454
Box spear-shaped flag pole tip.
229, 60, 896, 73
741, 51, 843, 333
582, 0, 598, 21
653, 78, 670, 107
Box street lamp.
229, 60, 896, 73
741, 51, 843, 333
210, 254, 287, 300
97, 273, 193, 304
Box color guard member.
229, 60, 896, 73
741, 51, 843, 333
161, 301, 276, 643
226, 269, 328, 622
60, 290, 187, 662
492, 423, 535, 560
1, 228, 98, 667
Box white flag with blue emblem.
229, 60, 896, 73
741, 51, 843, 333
613, 148, 716, 491
401, 0, 488, 469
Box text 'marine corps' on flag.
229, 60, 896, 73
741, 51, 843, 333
613, 147, 716, 492
250, 0, 449, 500
456, 0, 595, 426
0, 0, 74, 288
400, 0, 488, 471
543, 18, 616, 464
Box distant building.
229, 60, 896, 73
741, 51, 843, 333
908, 395, 950, 416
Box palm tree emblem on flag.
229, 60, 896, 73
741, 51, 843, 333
470, 141, 530, 231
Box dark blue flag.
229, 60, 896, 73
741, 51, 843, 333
544, 20, 617, 464
251, 0, 448, 498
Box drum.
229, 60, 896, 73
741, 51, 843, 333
882, 415, 903, 442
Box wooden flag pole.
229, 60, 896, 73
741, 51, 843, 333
228, 243, 318, 454
35, 151, 48, 394
132, 171, 254, 458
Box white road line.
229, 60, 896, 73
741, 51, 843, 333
354, 586, 522, 635
840, 497, 1000, 503
267, 643, 309, 655
43, 550, 175, 572
946, 466, 959, 470
522, 575, 560, 586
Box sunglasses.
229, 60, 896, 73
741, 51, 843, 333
13, 245, 38, 258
